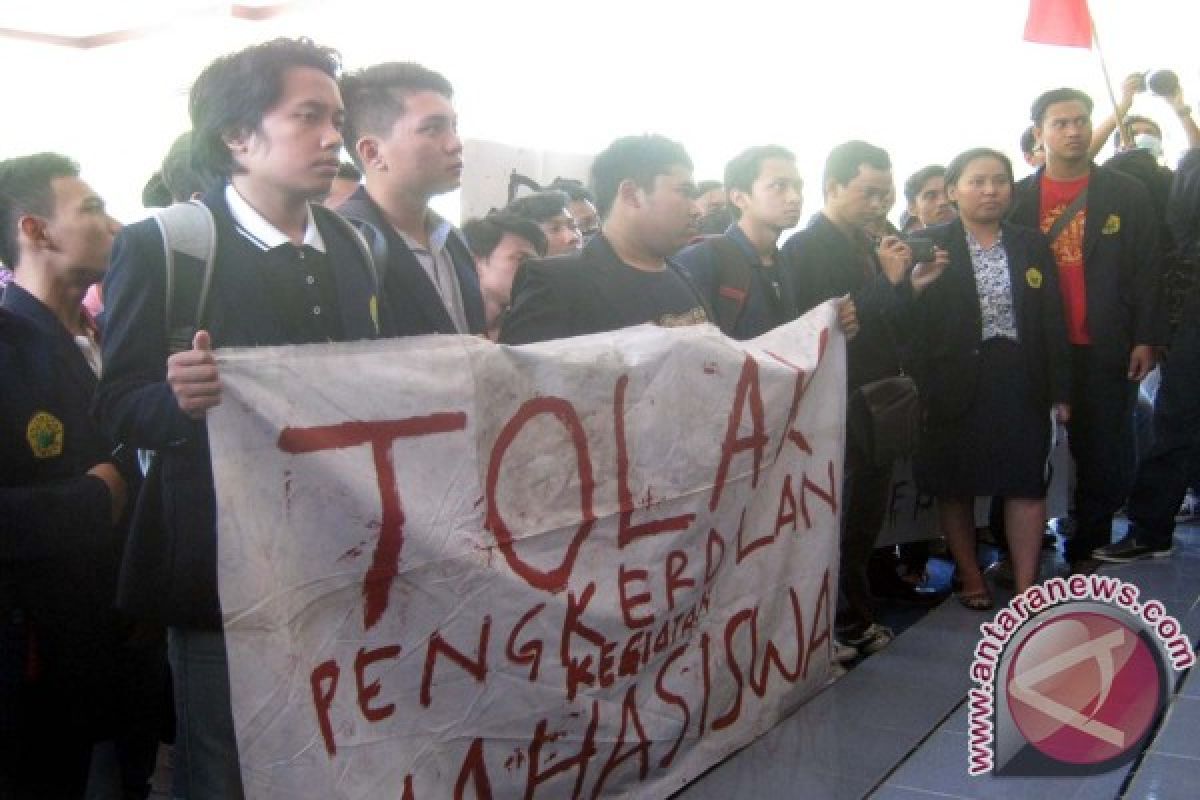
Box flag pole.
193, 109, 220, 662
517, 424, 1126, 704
1089, 10, 1132, 148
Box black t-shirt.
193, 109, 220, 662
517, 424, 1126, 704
500, 235, 709, 344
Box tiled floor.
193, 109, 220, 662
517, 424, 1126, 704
678, 521, 1200, 800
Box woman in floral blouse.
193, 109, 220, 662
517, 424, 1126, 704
907, 148, 1071, 608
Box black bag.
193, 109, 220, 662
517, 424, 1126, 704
849, 373, 920, 467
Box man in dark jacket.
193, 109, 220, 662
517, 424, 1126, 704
1096, 145, 1200, 562
1010, 88, 1165, 571
781, 141, 915, 657
97, 39, 387, 799
0, 153, 160, 798
675, 145, 809, 339
337, 62, 486, 337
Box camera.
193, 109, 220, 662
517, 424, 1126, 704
902, 235, 936, 264
1133, 70, 1180, 97
1147, 70, 1180, 98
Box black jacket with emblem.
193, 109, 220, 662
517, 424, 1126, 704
1010, 164, 1166, 365
0, 286, 135, 706
905, 220, 1071, 423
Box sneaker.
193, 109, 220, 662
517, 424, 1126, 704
1093, 535, 1174, 563
832, 639, 859, 664
826, 662, 849, 685
1176, 490, 1199, 522
844, 623, 894, 655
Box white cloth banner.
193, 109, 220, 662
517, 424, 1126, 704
209, 304, 845, 799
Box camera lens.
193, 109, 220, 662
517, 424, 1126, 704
1147, 70, 1179, 97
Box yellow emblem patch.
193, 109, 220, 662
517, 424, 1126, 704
26, 411, 64, 459
1102, 214, 1121, 235
1026, 268, 1043, 289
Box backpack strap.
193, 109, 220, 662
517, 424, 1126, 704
315, 205, 385, 288
317, 206, 387, 336
153, 201, 217, 355
1046, 186, 1089, 246
708, 236, 756, 335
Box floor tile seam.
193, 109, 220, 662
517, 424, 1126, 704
1112, 661, 1200, 797
872, 785, 970, 799
1120, 751, 1200, 799
861, 697, 969, 798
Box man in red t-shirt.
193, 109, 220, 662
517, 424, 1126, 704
1011, 87, 1165, 572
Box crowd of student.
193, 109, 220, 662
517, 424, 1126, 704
2, 34, 1199, 799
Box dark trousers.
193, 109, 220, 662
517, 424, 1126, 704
1065, 346, 1139, 561
0, 617, 165, 800
837, 432, 892, 636
167, 626, 245, 800
1, 679, 92, 799
1125, 316, 1200, 546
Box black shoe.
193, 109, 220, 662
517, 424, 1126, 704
1050, 517, 1077, 538
869, 568, 947, 606
1067, 557, 1102, 575
985, 557, 1015, 589
1092, 535, 1174, 563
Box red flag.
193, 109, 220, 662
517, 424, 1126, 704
1024, 0, 1093, 48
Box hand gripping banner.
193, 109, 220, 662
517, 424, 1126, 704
208, 303, 844, 799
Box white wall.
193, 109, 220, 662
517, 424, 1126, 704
2, 0, 1196, 226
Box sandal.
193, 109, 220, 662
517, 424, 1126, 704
956, 588, 994, 612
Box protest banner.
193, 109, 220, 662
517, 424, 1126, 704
208, 303, 844, 798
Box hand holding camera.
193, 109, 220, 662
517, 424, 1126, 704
901, 235, 936, 264
1130, 69, 1187, 112
909, 245, 951, 296
877, 235, 913, 285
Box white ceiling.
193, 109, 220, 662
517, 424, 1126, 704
2, 0, 1195, 226
0, 1, 299, 46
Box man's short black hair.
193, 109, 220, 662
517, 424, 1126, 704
0, 152, 79, 269
1020, 126, 1038, 156
722, 145, 795, 219
190, 37, 341, 178
339, 62, 454, 168
903, 164, 946, 204
944, 147, 1014, 192
1112, 114, 1163, 148
162, 131, 218, 202
1031, 87, 1094, 124
823, 140, 890, 192
462, 211, 547, 259
723, 147, 794, 194
548, 177, 596, 205
507, 190, 570, 224
589, 134, 693, 217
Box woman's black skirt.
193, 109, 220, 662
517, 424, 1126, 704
914, 337, 1053, 499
